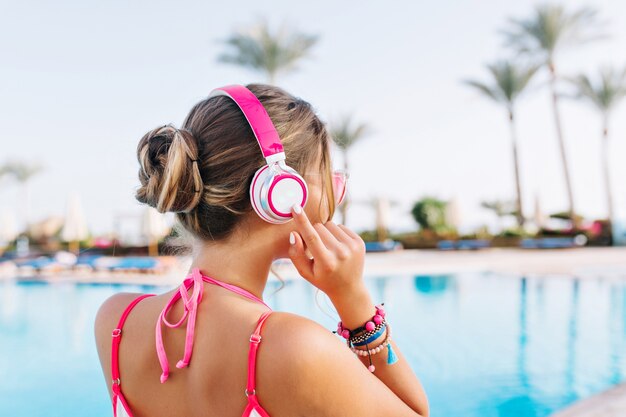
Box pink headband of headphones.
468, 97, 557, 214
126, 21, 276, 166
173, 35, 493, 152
208, 84, 310, 224
209, 85, 286, 164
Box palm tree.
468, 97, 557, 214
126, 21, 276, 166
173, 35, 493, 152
571, 66, 626, 228
330, 115, 370, 225
465, 60, 539, 227
217, 19, 318, 84
503, 4, 603, 227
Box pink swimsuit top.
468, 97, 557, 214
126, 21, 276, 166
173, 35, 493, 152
110, 267, 274, 417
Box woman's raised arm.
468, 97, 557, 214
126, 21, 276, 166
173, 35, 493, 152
283, 204, 429, 416
269, 311, 429, 417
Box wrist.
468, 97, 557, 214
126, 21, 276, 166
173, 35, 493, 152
327, 285, 375, 330
325, 281, 368, 301
352, 325, 388, 351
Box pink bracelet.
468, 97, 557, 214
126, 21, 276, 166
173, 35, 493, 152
354, 322, 398, 372
351, 324, 391, 357
336, 303, 386, 340
332, 303, 398, 373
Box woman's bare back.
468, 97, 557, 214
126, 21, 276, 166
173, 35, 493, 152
95, 279, 428, 417
95, 282, 290, 417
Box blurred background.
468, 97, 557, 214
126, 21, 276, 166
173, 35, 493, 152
1, 0, 625, 246
1, 1, 626, 416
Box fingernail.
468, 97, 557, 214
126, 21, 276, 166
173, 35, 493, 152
289, 232, 296, 245
292, 204, 302, 215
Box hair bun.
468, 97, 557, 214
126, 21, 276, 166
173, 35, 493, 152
135, 124, 204, 213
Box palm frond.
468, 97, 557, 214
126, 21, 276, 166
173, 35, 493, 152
2, 161, 43, 182
502, 4, 604, 62
464, 60, 539, 108
217, 19, 318, 81
571, 66, 626, 114
463, 80, 502, 103
330, 115, 370, 151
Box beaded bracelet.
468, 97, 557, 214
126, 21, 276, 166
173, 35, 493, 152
351, 323, 387, 346
351, 322, 398, 372
348, 320, 386, 345
335, 303, 386, 340
332, 302, 398, 373
351, 324, 390, 356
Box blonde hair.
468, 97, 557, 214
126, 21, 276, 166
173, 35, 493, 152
135, 84, 335, 243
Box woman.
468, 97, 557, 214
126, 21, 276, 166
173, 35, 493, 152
94, 84, 429, 416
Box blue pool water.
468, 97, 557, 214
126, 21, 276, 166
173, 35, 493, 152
1, 272, 625, 416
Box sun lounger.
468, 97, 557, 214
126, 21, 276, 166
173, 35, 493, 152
437, 239, 490, 250
520, 237, 578, 249
364, 241, 402, 252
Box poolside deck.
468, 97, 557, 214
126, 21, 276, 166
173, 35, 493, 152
551, 382, 626, 417
2, 247, 625, 285
361, 246, 626, 278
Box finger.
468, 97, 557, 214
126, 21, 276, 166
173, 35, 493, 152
287, 231, 314, 280
337, 223, 362, 240
325, 221, 352, 243
313, 223, 343, 252
291, 204, 333, 264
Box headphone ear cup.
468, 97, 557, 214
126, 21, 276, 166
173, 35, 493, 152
266, 170, 308, 219
250, 165, 281, 224
250, 165, 308, 224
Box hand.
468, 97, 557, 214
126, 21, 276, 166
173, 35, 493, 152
287, 204, 366, 299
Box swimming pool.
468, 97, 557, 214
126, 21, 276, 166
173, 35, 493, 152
1, 272, 624, 416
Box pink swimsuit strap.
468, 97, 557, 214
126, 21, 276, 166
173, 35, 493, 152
246, 310, 273, 399
112, 293, 156, 394
156, 267, 273, 383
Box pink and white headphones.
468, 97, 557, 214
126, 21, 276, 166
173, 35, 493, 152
209, 85, 309, 224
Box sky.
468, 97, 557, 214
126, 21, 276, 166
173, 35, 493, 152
1, 0, 626, 238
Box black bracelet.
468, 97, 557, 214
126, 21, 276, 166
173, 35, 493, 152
348, 320, 386, 345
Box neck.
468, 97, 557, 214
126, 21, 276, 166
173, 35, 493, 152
188, 222, 280, 302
